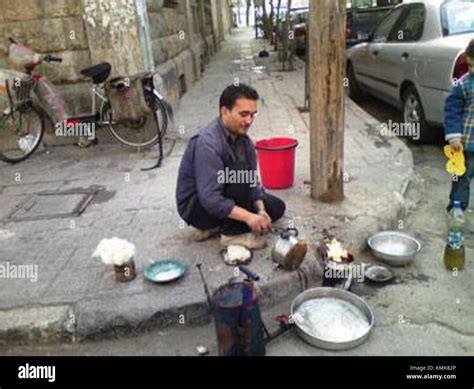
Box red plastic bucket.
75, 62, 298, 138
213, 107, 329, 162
255, 138, 298, 189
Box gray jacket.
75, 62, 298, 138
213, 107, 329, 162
176, 117, 265, 221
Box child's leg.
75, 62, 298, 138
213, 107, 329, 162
448, 152, 474, 211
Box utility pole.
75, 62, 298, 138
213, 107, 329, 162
309, 0, 346, 202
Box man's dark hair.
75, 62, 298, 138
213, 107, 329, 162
466, 39, 474, 58
219, 84, 259, 111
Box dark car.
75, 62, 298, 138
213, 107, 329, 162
346, 6, 394, 47
290, 5, 393, 55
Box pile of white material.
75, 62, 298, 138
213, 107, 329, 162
293, 297, 370, 343
223, 245, 251, 265
376, 240, 409, 255
153, 268, 182, 282
92, 237, 136, 266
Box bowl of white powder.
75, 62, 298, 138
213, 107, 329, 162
291, 287, 374, 350
368, 231, 421, 267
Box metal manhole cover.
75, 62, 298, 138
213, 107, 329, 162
7, 187, 101, 222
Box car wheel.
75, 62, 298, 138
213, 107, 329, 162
402, 86, 435, 144
347, 63, 365, 102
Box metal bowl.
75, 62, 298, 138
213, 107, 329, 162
144, 260, 188, 283
290, 287, 374, 350
364, 264, 394, 283
368, 231, 421, 267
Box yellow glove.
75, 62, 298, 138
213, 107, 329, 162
444, 143, 466, 176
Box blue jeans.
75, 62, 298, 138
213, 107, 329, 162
448, 151, 474, 211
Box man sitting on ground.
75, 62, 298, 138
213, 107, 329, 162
176, 84, 286, 250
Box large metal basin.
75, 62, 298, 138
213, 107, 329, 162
290, 287, 374, 350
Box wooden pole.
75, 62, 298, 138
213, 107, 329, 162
309, 0, 346, 202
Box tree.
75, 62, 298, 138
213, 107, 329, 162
309, 0, 346, 202
279, 0, 293, 69
274, 0, 282, 50
246, 0, 252, 26
269, 0, 275, 44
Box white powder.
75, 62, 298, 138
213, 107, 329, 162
154, 269, 182, 282
375, 240, 409, 255
293, 297, 370, 343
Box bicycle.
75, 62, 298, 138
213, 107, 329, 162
0, 37, 173, 164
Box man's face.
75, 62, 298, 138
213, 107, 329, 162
220, 98, 258, 136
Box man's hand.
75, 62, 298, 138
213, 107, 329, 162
258, 210, 272, 225
246, 213, 272, 234
450, 138, 463, 152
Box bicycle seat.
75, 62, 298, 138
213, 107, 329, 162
80, 62, 111, 84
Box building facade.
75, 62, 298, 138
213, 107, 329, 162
0, 0, 233, 118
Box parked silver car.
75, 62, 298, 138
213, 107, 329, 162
347, 0, 474, 143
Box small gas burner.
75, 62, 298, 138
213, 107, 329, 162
317, 238, 355, 290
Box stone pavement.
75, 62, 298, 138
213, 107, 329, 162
0, 28, 414, 345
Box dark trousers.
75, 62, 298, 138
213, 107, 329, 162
187, 184, 286, 235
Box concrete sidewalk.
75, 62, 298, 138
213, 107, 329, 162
0, 28, 414, 345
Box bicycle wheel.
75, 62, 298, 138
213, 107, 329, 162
102, 90, 168, 150
0, 103, 45, 163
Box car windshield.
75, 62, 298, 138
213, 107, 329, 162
441, 1, 474, 36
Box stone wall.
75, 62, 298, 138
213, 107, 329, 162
83, 0, 147, 77
0, 0, 90, 82
0, 0, 233, 144
145, 0, 233, 109
0, 0, 93, 145
147, 0, 196, 108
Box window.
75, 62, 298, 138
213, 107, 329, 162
389, 4, 425, 42
372, 7, 403, 43
441, 0, 474, 36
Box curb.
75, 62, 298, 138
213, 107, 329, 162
0, 39, 416, 348
0, 127, 415, 347
0, 252, 324, 345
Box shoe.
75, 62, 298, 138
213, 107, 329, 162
220, 233, 267, 250
194, 227, 220, 242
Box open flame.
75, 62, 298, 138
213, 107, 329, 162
325, 239, 349, 262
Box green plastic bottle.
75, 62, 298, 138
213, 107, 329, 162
444, 201, 466, 271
